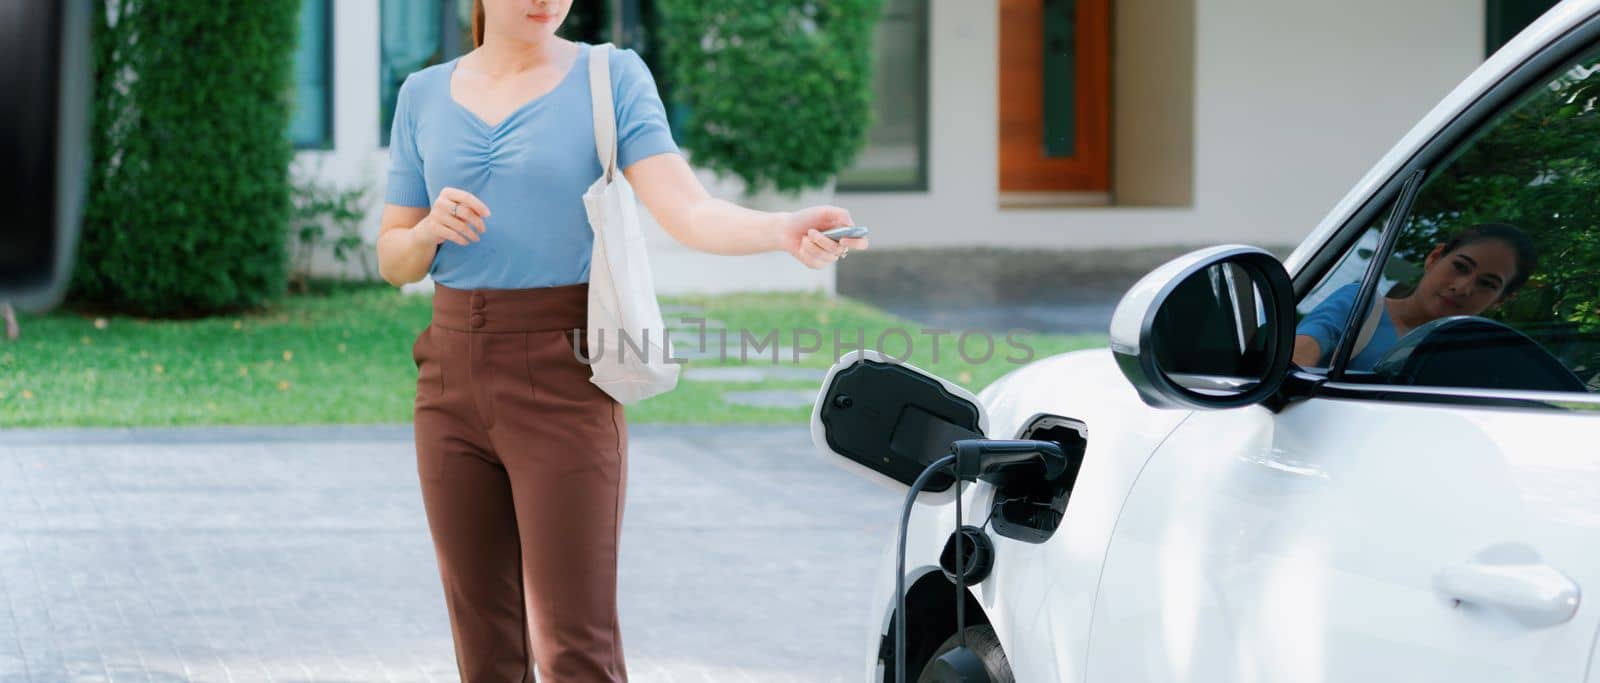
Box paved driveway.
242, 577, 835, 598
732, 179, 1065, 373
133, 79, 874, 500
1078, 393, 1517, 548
0, 425, 903, 682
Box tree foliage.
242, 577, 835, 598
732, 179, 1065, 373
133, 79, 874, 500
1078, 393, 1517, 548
656, 0, 882, 194
1396, 56, 1600, 372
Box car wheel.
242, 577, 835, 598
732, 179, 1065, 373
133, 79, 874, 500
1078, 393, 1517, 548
915, 625, 1014, 683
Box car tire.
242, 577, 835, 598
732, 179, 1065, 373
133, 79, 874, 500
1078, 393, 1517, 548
915, 624, 1014, 683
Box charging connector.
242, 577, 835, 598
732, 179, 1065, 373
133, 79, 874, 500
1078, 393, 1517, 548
951, 439, 1069, 482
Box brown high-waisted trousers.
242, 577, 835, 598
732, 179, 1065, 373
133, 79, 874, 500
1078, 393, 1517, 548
411, 282, 628, 682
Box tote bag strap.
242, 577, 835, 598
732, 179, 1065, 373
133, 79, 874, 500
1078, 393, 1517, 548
588, 43, 618, 182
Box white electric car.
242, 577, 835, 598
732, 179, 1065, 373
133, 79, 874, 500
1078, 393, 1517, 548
813, 2, 1600, 681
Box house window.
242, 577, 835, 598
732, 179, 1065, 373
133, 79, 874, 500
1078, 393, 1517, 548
838, 0, 929, 192
998, 0, 1110, 197
380, 0, 465, 147
290, 0, 332, 150
1486, 0, 1561, 57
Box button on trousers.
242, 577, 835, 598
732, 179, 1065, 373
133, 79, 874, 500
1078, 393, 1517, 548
412, 282, 628, 682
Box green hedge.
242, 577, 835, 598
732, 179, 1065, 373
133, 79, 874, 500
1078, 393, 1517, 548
657, 0, 881, 195
72, 0, 300, 317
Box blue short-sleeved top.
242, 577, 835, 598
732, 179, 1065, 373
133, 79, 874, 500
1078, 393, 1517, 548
385, 43, 680, 290
1295, 282, 1399, 370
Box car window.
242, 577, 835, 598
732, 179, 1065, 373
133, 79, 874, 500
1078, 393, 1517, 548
1293, 216, 1388, 372
1312, 43, 1600, 393
1291, 184, 1433, 373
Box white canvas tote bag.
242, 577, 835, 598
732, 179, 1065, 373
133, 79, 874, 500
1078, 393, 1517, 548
582, 43, 680, 404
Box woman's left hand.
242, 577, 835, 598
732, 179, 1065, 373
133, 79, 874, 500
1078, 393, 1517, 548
775, 205, 870, 269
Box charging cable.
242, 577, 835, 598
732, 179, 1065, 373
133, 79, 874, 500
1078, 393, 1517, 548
895, 453, 956, 683
953, 464, 969, 656
892, 439, 1069, 683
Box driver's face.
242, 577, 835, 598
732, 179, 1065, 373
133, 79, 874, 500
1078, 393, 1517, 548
1417, 239, 1520, 320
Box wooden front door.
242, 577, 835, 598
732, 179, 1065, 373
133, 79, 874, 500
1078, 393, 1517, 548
998, 0, 1111, 194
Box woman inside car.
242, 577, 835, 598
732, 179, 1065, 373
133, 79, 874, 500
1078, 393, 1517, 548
1293, 222, 1538, 370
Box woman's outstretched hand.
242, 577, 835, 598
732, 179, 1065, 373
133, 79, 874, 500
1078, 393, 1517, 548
775, 205, 869, 269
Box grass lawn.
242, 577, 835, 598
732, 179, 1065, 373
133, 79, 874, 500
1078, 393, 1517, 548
0, 282, 1106, 428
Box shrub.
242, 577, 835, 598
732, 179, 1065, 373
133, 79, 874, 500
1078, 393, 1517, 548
71, 0, 299, 317
656, 0, 881, 195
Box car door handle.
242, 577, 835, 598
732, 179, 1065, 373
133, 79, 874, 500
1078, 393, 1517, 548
1432, 542, 1581, 629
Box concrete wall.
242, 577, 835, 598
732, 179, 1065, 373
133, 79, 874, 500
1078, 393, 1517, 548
295, 0, 1486, 296
1113, 0, 1195, 207
291, 0, 386, 282
835, 0, 1484, 252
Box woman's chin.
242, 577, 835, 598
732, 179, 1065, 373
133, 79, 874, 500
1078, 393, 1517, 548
1422, 295, 1454, 320
497, 26, 558, 43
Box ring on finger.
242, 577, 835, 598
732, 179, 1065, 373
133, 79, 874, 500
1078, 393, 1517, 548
451, 202, 462, 217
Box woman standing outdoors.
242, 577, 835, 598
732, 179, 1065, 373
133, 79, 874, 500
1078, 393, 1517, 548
375, 1, 869, 680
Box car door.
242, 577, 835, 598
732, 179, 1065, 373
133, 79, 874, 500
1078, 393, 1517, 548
1087, 14, 1600, 683
1087, 398, 1599, 682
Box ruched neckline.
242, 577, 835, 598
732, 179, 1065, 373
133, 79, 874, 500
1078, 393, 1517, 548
445, 44, 588, 132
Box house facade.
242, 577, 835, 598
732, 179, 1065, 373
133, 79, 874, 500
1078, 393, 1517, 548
290, 0, 1557, 301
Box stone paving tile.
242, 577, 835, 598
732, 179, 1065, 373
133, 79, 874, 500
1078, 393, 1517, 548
0, 426, 901, 682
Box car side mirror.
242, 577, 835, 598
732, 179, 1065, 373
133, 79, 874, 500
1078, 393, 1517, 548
1109, 245, 1296, 410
